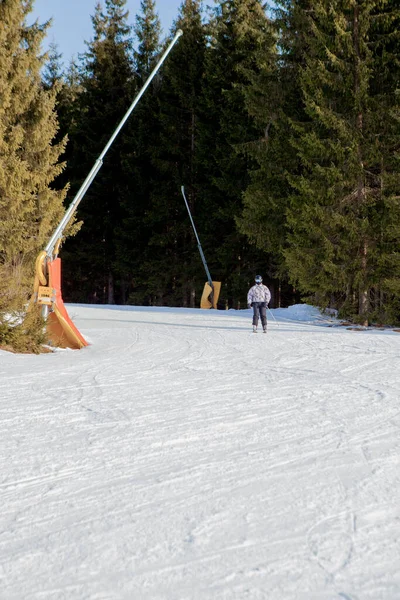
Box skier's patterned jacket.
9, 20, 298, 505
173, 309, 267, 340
247, 284, 271, 306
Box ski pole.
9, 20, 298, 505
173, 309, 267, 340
268, 306, 279, 326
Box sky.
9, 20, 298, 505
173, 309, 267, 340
30, 0, 184, 65
1, 302, 399, 598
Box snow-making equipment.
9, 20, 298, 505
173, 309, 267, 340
31, 30, 184, 349
181, 186, 221, 309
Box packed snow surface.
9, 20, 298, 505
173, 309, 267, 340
1, 304, 399, 600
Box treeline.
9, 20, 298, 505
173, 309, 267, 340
1, 0, 400, 330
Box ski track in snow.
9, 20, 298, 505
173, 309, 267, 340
0, 304, 399, 600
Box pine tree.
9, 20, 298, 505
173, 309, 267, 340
283, 0, 400, 324
137, 0, 208, 307
134, 0, 161, 75
367, 0, 400, 322
61, 0, 134, 304
196, 0, 276, 307
238, 0, 312, 279
113, 0, 163, 305
0, 0, 67, 348
42, 42, 63, 89
42, 45, 81, 145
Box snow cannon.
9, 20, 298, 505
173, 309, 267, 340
30, 30, 184, 348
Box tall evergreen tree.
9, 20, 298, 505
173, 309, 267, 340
239, 0, 400, 320
135, 0, 208, 307
282, 0, 400, 324
134, 0, 161, 75
0, 0, 67, 346
114, 0, 163, 305
238, 0, 312, 288
42, 46, 82, 148
61, 0, 134, 304
42, 42, 63, 89
42, 47, 83, 211
196, 0, 276, 306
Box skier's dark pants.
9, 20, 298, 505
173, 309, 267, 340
252, 302, 267, 327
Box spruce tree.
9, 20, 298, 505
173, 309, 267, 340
238, 0, 312, 297
0, 0, 67, 349
114, 0, 163, 305
367, 0, 400, 322
42, 42, 63, 89
283, 0, 400, 324
137, 0, 208, 307
61, 0, 134, 304
196, 0, 276, 307
42, 45, 82, 147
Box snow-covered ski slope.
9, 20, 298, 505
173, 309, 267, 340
1, 304, 399, 600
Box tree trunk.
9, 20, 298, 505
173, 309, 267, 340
120, 280, 127, 305
190, 285, 196, 308
359, 241, 368, 325
107, 271, 115, 305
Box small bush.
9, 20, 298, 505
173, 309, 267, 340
0, 310, 48, 354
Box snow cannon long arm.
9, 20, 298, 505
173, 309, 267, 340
46, 29, 184, 261
181, 186, 221, 309
31, 30, 183, 348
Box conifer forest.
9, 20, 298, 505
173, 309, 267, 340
1, 0, 400, 328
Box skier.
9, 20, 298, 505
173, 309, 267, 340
247, 275, 271, 333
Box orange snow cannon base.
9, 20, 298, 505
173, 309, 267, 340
33, 252, 88, 350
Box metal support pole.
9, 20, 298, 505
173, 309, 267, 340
181, 186, 213, 286
45, 29, 183, 259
